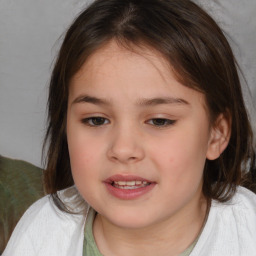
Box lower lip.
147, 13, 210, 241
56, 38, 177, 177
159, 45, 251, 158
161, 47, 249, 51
104, 182, 156, 200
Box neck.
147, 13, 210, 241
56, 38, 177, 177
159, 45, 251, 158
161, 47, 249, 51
93, 196, 209, 256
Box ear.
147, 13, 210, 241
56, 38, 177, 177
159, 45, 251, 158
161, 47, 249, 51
206, 113, 231, 160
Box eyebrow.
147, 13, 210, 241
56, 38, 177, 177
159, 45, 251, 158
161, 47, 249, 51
72, 95, 109, 105
137, 97, 189, 106
72, 95, 189, 107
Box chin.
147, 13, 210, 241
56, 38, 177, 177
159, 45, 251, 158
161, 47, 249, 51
99, 208, 158, 230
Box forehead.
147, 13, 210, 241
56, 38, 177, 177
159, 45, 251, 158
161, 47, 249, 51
69, 40, 207, 109
72, 41, 173, 83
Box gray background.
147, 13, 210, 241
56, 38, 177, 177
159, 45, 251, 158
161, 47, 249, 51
0, 0, 255, 167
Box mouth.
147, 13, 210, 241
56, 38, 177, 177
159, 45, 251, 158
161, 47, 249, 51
104, 175, 155, 200
112, 180, 151, 190
105, 174, 153, 189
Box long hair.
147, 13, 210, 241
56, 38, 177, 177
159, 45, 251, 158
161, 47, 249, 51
43, 0, 255, 211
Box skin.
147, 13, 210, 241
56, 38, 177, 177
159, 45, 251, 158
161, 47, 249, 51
67, 41, 229, 256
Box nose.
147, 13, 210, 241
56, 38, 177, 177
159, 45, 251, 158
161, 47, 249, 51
107, 125, 145, 164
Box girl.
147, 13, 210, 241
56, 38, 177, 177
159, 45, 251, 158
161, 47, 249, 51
3, 0, 256, 255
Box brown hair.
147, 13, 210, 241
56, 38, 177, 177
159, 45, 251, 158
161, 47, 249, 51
43, 0, 255, 210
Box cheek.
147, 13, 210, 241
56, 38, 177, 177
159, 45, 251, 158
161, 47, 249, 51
67, 123, 100, 180
150, 128, 208, 183
67, 133, 101, 200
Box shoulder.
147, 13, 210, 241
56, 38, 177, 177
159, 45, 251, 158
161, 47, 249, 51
215, 186, 256, 226
210, 186, 256, 227
3, 189, 87, 256
225, 187, 256, 231
192, 187, 256, 256
230, 186, 256, 209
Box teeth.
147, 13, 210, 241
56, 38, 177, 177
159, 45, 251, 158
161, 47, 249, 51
113, 180, 150, 189
126, 181, 135, 186
114, 181, 146, 186
115, 181, 126, 186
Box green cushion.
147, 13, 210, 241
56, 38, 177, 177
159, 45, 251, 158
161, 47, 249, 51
0, 155, 44, 253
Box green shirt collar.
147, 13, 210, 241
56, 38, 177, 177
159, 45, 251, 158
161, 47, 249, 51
83, 208, 197, 256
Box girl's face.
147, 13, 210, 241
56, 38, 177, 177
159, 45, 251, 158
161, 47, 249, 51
67, 41, 216, 229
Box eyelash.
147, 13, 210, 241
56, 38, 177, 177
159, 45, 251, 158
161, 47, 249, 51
81, 117, 176, 128
81, 117, 110, 126
146, 118, 176, 127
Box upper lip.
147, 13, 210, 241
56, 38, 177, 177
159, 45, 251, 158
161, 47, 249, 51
104, 174, 153, 184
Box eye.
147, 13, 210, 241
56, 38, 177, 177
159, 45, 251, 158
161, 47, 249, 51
82, 117, 110, 126
147, 118, 176, 127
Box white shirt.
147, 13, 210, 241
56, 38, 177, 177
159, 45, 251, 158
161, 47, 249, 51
3, 186, 256, 256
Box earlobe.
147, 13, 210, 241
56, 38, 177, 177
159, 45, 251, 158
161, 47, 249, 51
206, 113, 231, 160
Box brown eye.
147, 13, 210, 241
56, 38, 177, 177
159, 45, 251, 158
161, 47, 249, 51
148, 118, 176, 127
82, 117, 110, 126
